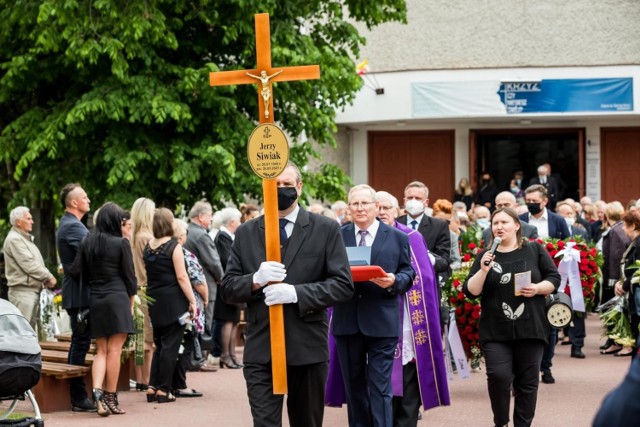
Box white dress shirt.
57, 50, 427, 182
528, 208, 549, 238
355, 219, 380, 246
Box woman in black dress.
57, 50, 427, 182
144, 208, 197, 403
213, 208, 243, 368
464, 208, 560, 427
74, 202, 136, 416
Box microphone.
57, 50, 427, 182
484, 237, 502, 266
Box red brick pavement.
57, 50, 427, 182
13, 314, 631, 426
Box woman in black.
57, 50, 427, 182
614, 210, 640, 357
74, 202, 136, 416
144, 208, 197, 403
463, 208, 560, 427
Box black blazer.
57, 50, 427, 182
332, 221, 415, 338
220, 208, 353, 365
397, 214, 451, 273
528, 176, 560, 208
214, 230, 233, 271
519, 210, 571, 240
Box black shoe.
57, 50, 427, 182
571, 348, 586, 359
599, 339, 614, 350
541, 370, 555, 384
72, 397, 97, 412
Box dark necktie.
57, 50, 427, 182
358, 230, 368, 247
410, 220, 418, 230
279, 218, 289, 244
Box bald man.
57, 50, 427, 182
482, 192, 539, 248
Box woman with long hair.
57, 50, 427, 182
454, 177, 474, 211
464, 208, 560, 427
130, 197, 156, 391
73, 202, 136, 416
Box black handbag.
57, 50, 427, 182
76, 308, 90, 334
76, 271, 90, 334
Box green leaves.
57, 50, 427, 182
0, 0, 406, 218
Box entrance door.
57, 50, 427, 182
369, 131, 455, 203
471, 128, 585, 201
601, 127, 640, 204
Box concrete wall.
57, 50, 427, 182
355, 0, 640, 72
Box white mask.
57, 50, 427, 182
476, 218, 490, 230
565, 217, 575, 227
405, 199, 425, 217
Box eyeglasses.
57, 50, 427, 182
349, 201, 375, 209
379, 205, 395, 212
495, 204, 513, 209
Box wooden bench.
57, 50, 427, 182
33, 361, 91, 413
35, 338, 132, 412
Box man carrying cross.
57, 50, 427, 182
220, 161, 353, 426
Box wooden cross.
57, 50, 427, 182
209, 13, 320, 394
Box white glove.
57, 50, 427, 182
264, 283, 298, 306
428, 252, 436, 266
253, 261, 287, 287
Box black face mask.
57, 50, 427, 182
277, 186, 298, 211
527, 202, 542, 215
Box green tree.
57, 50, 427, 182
0, 0, 407, 258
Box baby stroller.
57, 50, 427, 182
0, 299, 44, 426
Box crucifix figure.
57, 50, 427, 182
246, 69, 284, 119
209, 14, 320, 395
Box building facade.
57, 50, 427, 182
333, 0, 640, 205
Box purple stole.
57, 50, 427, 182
325, 221, 450, 410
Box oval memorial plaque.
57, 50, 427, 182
247, 123, 290, 179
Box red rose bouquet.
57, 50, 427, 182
533, 237, 603, 311
443, 267, 482, 368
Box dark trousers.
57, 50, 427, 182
483, 340, 545, 427
568, 314, 586, 349
211, 318, 223, 357
172, 330, 195, 391
540, 328, 557, 371
335, 334, 397, 427
66, 307, 92, 403
243, 361, 328, 427
150, 322, 186, 393
392, 362, 421, 427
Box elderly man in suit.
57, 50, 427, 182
333, 184, 415, 427
220, 162, 353, 427
520, 184, 570, 384
528, 164, 560, 211
184, 200, 223, 370
482, 192, 538, 247
397, 181, 451, 278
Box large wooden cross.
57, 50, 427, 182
209, 13, 320, 394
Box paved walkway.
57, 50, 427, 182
10, 314, 631, 426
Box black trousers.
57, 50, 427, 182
172, 329, 195, 391
483, 340, 545, 427
66, 307, 92, 403
150, 321, 186, 393
540, 328, 557, 371
568, 314, 586, 349
392, 362, 421, 427
243, 361, 328, 427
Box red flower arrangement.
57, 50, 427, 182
533, 238, 603, 311
458, 225, 484, 265
443, 268, 482, 368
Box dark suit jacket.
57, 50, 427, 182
56, 212, 89, 309
482, 222, 539, 248
220, 208, 353, 365
519, 210, 571, 240
214, 230, 233, 271
332, 221, 415, 338
184, 223, 223, 288
397, 214, 451, 274
570, 225, 589, 241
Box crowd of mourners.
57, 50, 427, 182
2, 160, 640, 427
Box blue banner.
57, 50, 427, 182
498, 78, 633, 114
